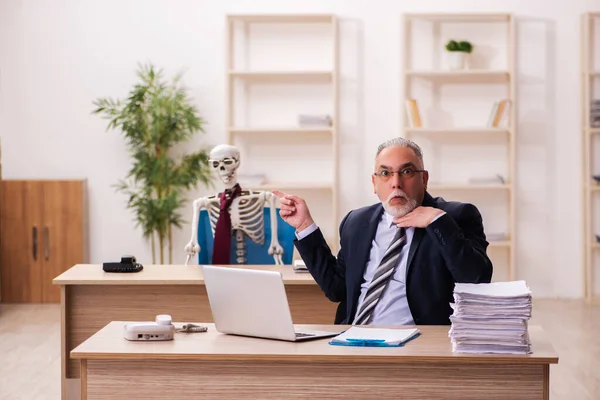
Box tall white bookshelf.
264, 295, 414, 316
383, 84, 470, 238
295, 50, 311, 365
581, 12, 600, 300
402, 13, 516, 281
225, 14, 340, 253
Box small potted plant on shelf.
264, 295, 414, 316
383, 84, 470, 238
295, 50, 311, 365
445, 40, 473, 70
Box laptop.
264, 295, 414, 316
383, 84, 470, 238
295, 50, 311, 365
202, 265, 342, 342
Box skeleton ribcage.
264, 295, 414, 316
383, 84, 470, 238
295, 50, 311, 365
231, 195, 265, 245
207, 201, 220, 234
205, 193, 266, 246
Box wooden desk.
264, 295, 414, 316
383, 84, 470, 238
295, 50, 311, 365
71, 321, 558, 400
53, 264, 337, 400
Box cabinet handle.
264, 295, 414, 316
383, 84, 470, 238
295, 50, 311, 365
32, 226, 38, 261
44, 227, 50, 260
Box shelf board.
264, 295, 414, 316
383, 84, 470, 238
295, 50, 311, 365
592, 243, 600, 250
590, 185, 600, 192
405, 127, 509, 134
404, 13, 511, 22
244, 182, 334, 191
229, 70, 333, 82
406, 70, 509, 82
229, 127, 333, 135
488, 240, 511, 248
428, 183, 510, 190
228, 14, 335, 23
589, 128, 600, 135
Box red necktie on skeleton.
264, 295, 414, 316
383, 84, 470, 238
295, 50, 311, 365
212, 184, 242, 265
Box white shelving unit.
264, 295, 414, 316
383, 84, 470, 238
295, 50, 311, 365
581, 12, 600, 300
225, 14, 339, 252
402, 13, 516, 281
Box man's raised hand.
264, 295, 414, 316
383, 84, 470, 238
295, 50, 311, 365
272, 190, 315, 232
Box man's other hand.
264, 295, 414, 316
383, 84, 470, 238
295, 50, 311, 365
393, 206, 444, 228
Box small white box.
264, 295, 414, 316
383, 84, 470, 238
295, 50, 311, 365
124, 314, 175, 341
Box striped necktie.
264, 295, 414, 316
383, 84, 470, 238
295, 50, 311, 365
353, 227, 407, 325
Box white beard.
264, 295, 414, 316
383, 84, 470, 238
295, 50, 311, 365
382, 189, 418, 218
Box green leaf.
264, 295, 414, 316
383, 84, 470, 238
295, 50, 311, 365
93, 62, 215, 258
446, 39, 473, 53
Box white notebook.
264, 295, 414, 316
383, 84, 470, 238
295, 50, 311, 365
329, 327, 420, 347
293, 259, 308, 272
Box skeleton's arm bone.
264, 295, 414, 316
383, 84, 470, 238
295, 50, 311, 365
265, 192, 284, 264
184, 196, 210, 265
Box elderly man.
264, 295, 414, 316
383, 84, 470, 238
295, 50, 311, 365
273, 137, 493, 325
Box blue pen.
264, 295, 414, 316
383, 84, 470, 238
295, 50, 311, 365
329, 340, 398, 347
346, 338, 386, 343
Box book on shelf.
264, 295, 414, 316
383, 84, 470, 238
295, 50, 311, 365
487, 99, 511, 128
468, 174, 505, 185
591, 99, 600, 128
486, 232, 508, 242
297, 114, 332, 128
404, 99, 422, 128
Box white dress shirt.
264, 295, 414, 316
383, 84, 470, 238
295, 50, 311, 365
354, 212, 415, 325
296, 209, 445, 325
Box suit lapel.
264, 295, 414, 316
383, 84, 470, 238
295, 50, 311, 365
407, 191, 436, 272
407, 228, 425, 272
356, 204, 383, 271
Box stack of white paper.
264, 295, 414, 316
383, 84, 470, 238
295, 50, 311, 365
449, 280, 532, 354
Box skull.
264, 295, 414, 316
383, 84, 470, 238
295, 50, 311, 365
209, 144, 240, 186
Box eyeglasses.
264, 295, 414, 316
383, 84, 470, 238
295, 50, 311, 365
373, 167, 426, 181
208, 158, 237, 168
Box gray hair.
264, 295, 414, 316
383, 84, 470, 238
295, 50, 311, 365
375, 137, 424, 167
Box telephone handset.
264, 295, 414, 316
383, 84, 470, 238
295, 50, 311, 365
103, 255, 144, 273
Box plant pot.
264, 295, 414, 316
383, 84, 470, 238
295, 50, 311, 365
447, 51, 468, 70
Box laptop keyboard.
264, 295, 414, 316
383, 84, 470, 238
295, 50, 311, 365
295, 332, 316, 338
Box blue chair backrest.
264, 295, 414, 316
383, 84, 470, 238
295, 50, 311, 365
197, 208, 296, 265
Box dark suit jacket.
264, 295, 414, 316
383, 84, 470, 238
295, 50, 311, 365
294, 191, 493, 325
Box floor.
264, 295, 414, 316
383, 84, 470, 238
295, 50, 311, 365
0, 299, 598, 399
0, 303, 61, 400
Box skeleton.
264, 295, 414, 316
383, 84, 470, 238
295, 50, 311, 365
184, 144, 285, 265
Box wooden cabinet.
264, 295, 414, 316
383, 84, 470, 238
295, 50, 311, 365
0, 180, 87, 303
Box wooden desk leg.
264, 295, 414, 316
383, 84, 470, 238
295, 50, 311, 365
62, 285, 81, 400
543, 364, 550, 400
80, 360, 87, 400
60, 286, 67, 400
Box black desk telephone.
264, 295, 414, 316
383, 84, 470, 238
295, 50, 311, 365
103, 255, 144, 273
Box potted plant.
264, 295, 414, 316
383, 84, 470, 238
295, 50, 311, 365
93, 63, 214, 264
445, 40, 473, 70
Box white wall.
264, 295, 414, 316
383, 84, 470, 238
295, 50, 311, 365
1, 0, 598, 298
